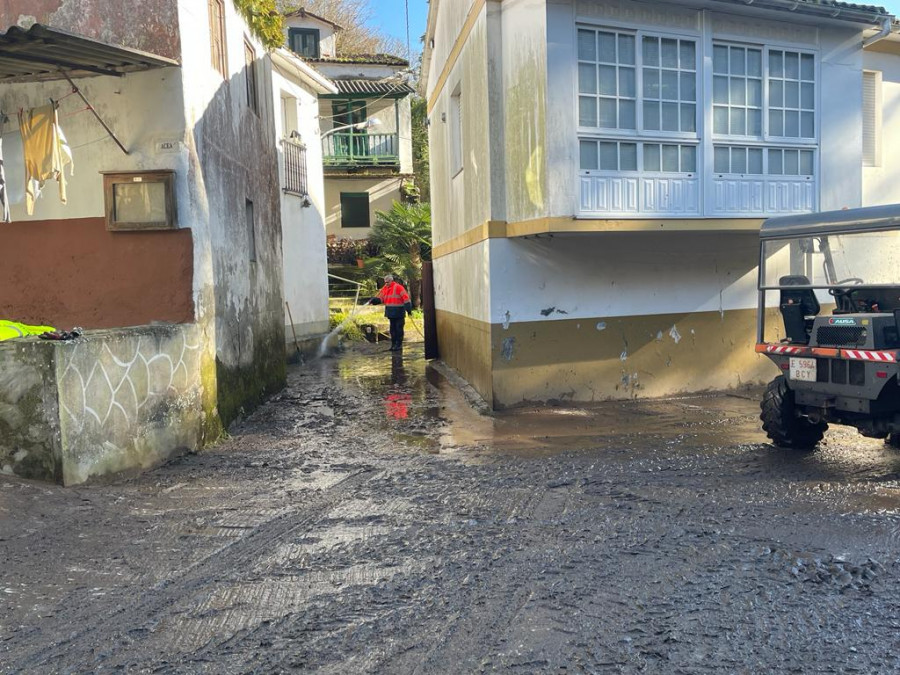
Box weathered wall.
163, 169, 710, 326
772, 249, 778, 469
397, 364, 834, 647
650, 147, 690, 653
324, 176, 403, 239
0, 0, 181, 61
0, 218, 193, 329
273, 67, 330, 342
178, 0, 286, 426
862, 49, 900, 206
0, 339, 61, 481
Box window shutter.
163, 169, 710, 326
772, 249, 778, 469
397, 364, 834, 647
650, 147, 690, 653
862, 71, 880, 167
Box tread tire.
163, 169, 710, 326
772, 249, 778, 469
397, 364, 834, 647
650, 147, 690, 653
760, 375, 826, 450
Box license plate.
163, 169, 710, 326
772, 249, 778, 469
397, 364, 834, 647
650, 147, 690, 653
790, 357, 817, 382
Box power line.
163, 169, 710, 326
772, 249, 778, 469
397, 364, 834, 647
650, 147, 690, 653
405, 0, 411, 64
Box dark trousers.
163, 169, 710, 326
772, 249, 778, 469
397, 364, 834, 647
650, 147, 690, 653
389, 316, 405, 348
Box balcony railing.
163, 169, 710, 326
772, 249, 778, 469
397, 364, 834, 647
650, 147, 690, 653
323, 132, 400, 167
282, 137, 308, 196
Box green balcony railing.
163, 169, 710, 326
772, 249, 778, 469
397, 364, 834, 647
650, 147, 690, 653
323, 132, 400, 167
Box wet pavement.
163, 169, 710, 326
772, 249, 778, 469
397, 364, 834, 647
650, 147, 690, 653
3, 342, 900, 673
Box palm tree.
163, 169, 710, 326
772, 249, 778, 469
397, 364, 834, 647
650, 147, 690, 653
368, 202, 431, 308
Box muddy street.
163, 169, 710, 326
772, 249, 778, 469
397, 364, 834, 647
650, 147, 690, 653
2, 343, 900, 673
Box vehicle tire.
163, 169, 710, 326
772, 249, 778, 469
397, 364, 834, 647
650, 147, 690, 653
886, 433, 900, 449
760, 375, 827, 450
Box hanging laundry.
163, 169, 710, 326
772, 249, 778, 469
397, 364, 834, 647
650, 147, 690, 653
19, 104, 74, 215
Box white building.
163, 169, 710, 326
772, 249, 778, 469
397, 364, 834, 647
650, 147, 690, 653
283, 9, 415, 241
422, 0, 900, 408
271, 48, 337, 346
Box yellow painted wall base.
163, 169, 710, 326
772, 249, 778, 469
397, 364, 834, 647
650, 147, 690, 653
437, 308, 784, 409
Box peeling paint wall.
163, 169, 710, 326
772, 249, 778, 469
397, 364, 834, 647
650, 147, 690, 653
0, 0, 181, 61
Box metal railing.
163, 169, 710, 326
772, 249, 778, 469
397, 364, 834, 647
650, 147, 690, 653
282, 137, 308, 196
322, 132, 400, 167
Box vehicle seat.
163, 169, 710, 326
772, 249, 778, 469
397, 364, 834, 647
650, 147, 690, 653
779, 275, 819, 344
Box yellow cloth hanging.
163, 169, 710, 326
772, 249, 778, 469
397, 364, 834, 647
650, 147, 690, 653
0, 320, 56, 342
19, 104, 74, 215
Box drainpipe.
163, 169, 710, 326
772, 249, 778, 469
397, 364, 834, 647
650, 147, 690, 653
864, 16, 893, 48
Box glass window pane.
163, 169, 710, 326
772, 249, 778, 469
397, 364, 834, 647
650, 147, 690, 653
620, 143, 637, 171
800, 111, 814, 138
643, 37, 659, 66
801, 53, 814, 80
661, 102, 679, 131
579, 96, 597, 126
681, 104, 696, 132
730, 47, 745, 76
680, 41, 696, 69
747, 79, 762, 106
662, 145, 679, 172
661, 39, 678, 68
770, 51, 783, 78
769, 149, 783, 174
599, 142, 618, 170
713, 76, 729, 104
644, 101, 660, 130
619, 100, 636, 129
714, 107, 728, 134
800, 150, 814, 175
748, 109, 762, 136
643, 68, 660, 98
580, 140, 598, 170
661, 70, 678, 99
714, 146, 730, 173
749, 148, 763, 174
644, 144, 661, 171
785, 81, 799, 108
714, 45, 729, 74
578, 64, 597, 94
599, 65, 617, 95
730, 78, 746, 105
680, 72, 696, 101
748, 49, 762, 77
599, 32, 617, 62
769, 109, 783, 136
785, 149, 799, 175
114, 182, 166, 223
619, 67, 636, 97
770, 80, 783, 107
599, 98, 617, 127
578, 30, 596, 61
785, 52, 799, 79
801, 82, 814, 109
681, 145, 696, 172
785, 111, 799, 137
618, 34, 635, 65
732, 146, 747, 173
730, 108, 746, 135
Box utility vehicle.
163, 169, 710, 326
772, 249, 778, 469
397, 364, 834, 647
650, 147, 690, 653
757, 205, 900, 449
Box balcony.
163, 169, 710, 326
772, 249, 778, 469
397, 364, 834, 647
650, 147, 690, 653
322, 132, 400, 168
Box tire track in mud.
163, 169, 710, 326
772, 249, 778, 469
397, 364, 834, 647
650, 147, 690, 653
8, 469, 377, 673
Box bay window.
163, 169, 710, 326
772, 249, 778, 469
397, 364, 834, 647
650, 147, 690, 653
578, 23, 818, 218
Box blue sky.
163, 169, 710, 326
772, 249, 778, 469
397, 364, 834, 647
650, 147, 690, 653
371, 0, 429, 54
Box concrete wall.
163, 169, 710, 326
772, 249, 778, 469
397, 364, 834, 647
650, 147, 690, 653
0, 325, 203, 485
862, 48, 900, 206
0, 0, 182, 61
273, 68, 330, 342
177, 0, 286, 426
324, 176, 404, 239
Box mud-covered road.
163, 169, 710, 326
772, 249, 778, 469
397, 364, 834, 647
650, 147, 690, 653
3, 343, 900, 673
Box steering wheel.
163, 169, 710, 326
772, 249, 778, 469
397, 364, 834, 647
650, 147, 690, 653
833, 277, 864, 286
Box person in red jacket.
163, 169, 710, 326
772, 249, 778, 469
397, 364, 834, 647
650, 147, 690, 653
370, 274, 413, 351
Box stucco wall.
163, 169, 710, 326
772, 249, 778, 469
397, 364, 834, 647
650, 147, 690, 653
862, 49, 900, 206
0, 0, 182, 61
177, 0, 286, 426
324, 176, 403, 239
273, 69, 330, 341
